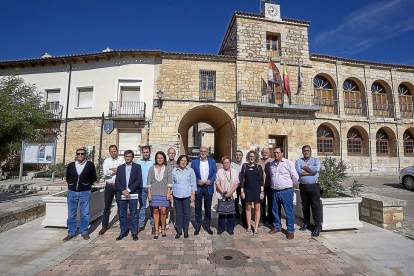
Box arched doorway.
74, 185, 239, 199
178, 105, 235, 161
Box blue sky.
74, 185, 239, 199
2, 0, 414, 65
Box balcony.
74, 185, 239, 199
314, 97, 338, 115
108, 101, 146, 120
344, 101, 367, 116
373, 103, 394, 118
44, 104, 63, 120
237, 91, 320, 118
400, 103, 414, 118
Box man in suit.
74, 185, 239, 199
115, 150, 142, 241
191, 146, 217, 235
63, 148, 97, 241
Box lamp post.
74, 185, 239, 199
157, 89, 163, 109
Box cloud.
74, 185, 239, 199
313, 0, 414, 57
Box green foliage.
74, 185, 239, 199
0, 74, 52, 156
319, 157, 348, 198
48, 163, 67, 179
95, 157, 104, 181
349, 180, 363, 198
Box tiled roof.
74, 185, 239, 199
162, 52, 235, 61
310, 54, 414, 69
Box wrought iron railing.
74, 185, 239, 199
373, 103, 394, 118
344, 101, 367, 116
44, 104, 63, 120
400, 103, 414, 118
314, 97, 338, 115
109, 101, 146, 119
238, 91, 317, 107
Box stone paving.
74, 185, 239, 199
38, 221, 362, 276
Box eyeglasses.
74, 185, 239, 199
76, 153, 85, 156
200, 151, 207, 154
223, 162, 230, 165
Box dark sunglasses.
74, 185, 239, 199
76, 153, 85, 156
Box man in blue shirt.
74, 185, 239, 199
295, 145, 321, 237
136, 145, 155, 234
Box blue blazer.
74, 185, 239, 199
191, 157, 217, 195
115, 163, 142, 200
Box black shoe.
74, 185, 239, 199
175, 232, 182, 239
217, 231, 223, 235
311, 229, 321, 237
228, 231, 234, 235
63, 235, 75, 242
184, 231, 189, 239
116, 233, 128, 241
132, 234, 138, 241
205, 227, 213, 235
299, 224, 308, 231
194, 228, 200, 235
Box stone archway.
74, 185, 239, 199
178, 105, 235, 161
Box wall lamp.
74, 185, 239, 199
156, 89, 163, 109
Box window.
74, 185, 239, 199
343, 80, 365, 116
76, 87, 93, 108
347, 128, 363, 154
314, 76, 336, 114
45, 89, 60, 110
268, 135, 287, 158
118, 131, 141, 155
120, 86, 140, 107
265, 81, 283, 104
376, 129, 389, 155
317, 125, 334, 154
372, 82, 389, 117
199, 70, 216, 100
398, 84, 413, 118
266, 34, 279, 57
403, 130, 414, 155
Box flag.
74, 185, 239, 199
267, 58, 283, 90
283, 62, 290, 98
297, 60, 304, 95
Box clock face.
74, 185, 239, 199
267, 6, 278, 16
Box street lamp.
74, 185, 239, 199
156, 90, 163, 109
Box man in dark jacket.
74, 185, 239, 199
63, 148, 97, 241
115, 150, 142, 241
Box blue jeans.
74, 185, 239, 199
271, 188, 295, 233
67, 190, 91, 236
174, 196, 190, 233
138, 188, 154, 228
118, 199, 138, 235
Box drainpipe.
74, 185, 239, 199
62, 60, 72, 164
363, 66, 373, 172
390, 69, 401, 171
335, 62, 342, 161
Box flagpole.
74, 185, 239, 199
281, 60, 285, 105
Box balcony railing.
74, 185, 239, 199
109, 101, 146, 119
344, 101, 367, 116
238, 91, 317, 106
400, 103, 414, 118
44, 104, 63, 120
314, 97, 338, 115
373, 103, 394, 118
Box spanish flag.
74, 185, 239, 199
283, 62, 290, 98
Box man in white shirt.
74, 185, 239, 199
98, 145, 125, 235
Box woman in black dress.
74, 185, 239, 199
240, 150, 264, 235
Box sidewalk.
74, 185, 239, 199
1, 207, 413, 275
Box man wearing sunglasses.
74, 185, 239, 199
63, 148, 97, 241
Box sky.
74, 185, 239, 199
1, 0, 414, 65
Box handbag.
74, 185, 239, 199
216, 197, 236, 215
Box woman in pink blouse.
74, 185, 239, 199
215, 156, 239, 235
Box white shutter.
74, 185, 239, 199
121, 87, 140, 102
119, 132, 141, 155
46, 90, 60, 102
77, 88, 93, 107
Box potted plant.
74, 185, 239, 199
294, 157, 363, 230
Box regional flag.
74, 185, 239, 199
283, 63, 290, 97
267, 59, 283, 90
297, 61, 304, 95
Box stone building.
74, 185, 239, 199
1, 3, 413, 173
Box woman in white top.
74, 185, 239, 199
215, 156, 239, 235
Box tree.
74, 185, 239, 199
0, 74, 52, 173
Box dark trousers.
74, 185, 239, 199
102, 184, 118, 228
195, 186, 212, 229
118, 199, 138, 235
218, 213, 235, 233
174, 196, 190, 233
235, 186, 242, 219
260, 186, 274, 225
300, 183, 322, 230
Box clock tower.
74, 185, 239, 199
262, 2, 281, 21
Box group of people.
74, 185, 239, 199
62, 143, 322, 242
